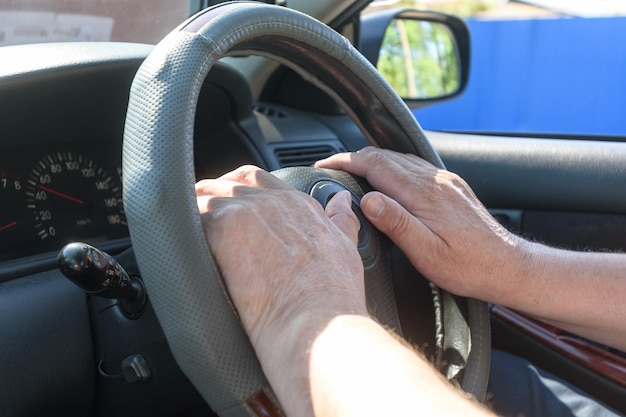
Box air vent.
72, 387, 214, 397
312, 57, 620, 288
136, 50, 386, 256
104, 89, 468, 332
275, 145, 338, 167
253, 104, 288, 118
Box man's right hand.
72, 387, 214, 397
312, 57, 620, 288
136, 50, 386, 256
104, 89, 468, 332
316, 147, 530, 301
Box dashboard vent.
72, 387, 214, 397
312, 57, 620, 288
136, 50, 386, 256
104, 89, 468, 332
275, 145, 337, 167
253, 104, 288, 118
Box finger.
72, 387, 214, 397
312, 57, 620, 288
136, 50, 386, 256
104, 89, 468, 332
317, 147, 437, 209
316, 146, 433, 172
196, 194, 238, 215
196, 193, 211, 212
315, 150, 365, 174
325, 190, 360, 246
195, 178, 257, 198
360, 191, 443, 268
314, 147, 406, 182
382, 149, 435, 171
195, 178, 269, 215
196, 178, 221, 196
367, 149, 483, 207
218, 165, 293, 190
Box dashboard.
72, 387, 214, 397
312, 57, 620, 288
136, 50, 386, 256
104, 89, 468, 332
0, 42, 346, 269
0, 43, 143, 265
0, 41, 349, 416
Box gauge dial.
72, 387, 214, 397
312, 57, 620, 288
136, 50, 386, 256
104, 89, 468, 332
25, 152, 127, 248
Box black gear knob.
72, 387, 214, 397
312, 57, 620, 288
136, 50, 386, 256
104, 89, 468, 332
57, 242, 142, 302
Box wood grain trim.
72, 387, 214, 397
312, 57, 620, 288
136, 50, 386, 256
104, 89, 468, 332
247, 390, 285, 417
492, 305, 626, 388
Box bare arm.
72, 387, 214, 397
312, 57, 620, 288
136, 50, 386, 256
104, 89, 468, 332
316, 147, 626, 351
504, 243, 626, 351
196, 165, 494, 417
302, 315, 491, 417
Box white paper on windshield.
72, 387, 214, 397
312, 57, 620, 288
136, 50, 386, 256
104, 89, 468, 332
0, 11, 113, 46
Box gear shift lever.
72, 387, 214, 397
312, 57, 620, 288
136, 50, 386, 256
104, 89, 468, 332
57, 242, 146, 316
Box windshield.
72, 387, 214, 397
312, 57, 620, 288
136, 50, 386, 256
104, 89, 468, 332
0, 0, 189, 46
3, 0, 625, 138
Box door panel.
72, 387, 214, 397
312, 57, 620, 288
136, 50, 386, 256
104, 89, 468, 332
426, 130, 626, 413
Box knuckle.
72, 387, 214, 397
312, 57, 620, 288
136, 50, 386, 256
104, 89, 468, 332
332, 211, 360, 233
445, 170, 466, 187
231, 165, 261, 181
435, 170, 475, 200
242, 165, 264, 182
408, 170, 436, 194
344, 207, 360, 230
359, 146, 384, 163
359, 146, 377, 155
386, 207, 412, 239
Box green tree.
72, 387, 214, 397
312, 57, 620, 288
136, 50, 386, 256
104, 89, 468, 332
378, 20, 459, 99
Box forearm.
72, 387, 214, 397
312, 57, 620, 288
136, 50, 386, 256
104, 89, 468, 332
257, 314, 493, 417
494, 240, 626, 351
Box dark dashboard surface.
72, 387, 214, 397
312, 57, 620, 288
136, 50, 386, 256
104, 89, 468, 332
0, 42, 346, 268
0, 43, 146, 263
5, 41, 626, 268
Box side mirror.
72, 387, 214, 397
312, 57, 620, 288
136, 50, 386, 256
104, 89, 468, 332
360, 9, 470, 105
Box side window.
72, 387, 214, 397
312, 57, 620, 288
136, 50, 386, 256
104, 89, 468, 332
365, 0, 626, 137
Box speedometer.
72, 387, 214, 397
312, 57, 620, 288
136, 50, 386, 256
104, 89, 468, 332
25, 152, 127, 248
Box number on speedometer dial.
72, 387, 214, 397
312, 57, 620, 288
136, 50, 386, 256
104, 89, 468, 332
25, 152, 127, 245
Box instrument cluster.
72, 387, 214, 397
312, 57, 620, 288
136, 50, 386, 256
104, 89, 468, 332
0, 143, 128, 262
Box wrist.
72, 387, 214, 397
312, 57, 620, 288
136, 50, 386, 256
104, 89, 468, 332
486, 236, 548, 306
253, 306, 369, 369
471, 233, 538, 304
253, 311, 369, 417
248, 282, 368, 349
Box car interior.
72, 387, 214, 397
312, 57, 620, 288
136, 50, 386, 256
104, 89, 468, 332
1, 0, 625, 416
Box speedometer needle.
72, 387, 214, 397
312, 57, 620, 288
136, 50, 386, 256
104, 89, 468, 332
37, 185, 84, 205
0, 221, 17, 232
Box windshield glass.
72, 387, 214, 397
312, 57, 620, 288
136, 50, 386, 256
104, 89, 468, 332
369, 0, 626, 138
0, 0, 189, 46
4, 0, 625, 138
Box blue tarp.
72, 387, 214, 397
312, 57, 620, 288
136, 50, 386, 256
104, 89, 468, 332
413, 17, 626, 137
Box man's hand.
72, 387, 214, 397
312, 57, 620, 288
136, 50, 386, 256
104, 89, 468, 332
196, 165, 369, 417
316, 147, 529, 300
196, 165, 367, 346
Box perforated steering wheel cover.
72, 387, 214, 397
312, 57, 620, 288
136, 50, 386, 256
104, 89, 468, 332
123, 2, 490, 414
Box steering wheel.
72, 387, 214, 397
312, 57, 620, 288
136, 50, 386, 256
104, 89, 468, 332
123, 2, 490, 416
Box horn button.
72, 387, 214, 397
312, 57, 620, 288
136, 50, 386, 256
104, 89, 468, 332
309, 180, 378, 267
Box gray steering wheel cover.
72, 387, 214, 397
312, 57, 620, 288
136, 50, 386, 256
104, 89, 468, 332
185, 3, 443, 164
124, 29, 266, 413
124, 1, 489, 412
462, 298, 491, 400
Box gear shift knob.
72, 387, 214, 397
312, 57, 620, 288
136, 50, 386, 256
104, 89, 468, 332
57, 242, 141, 302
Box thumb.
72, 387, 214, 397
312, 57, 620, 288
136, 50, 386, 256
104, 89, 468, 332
325, 190, 360, 246
361, 192, 429, 256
